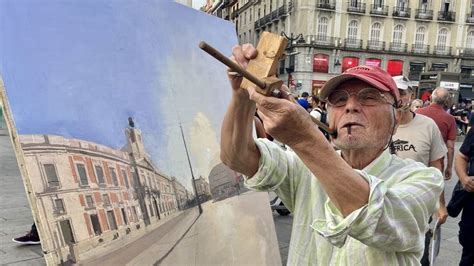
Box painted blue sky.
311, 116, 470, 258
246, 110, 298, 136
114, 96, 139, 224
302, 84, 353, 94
0, 0, 237, 189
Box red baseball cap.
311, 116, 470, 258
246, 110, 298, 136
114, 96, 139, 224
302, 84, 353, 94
319, 65, 400, 103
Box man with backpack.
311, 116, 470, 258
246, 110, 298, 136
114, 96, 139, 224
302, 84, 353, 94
310, 96, 330, 140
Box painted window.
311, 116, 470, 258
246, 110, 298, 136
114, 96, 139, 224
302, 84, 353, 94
44, 164, 59, 187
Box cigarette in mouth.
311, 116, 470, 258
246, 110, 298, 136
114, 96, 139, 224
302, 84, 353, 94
347, 125, 352, 135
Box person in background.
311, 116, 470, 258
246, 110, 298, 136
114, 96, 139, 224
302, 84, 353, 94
453, 127, 474, 266
391, 76, 448, 266
416, 87, 457, 180
297, 92, 311, 111
411, 99, 424, 112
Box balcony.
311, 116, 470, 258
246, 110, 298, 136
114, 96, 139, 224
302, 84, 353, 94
437, 11, 456, 22
392, 7, 411, 18
254, 4, 289, 30
370, 4, 388, 16
343, 38, 363, 49
316, 0, 335, 10
461, 48, 474, 58
366, 40, 385, 51
433, 45, 452, 56
347, 2, 366, 14
263, 14, 272, 25
467, 13, 474, 24
308, 35, 338, 47
460, 73, 474, 84
411, 44, 430, 54
389, 42, 408, 53
415, 9, 433, 20
271, 9, 279, 21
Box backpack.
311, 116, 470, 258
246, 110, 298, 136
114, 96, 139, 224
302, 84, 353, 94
312, 108, 329, 140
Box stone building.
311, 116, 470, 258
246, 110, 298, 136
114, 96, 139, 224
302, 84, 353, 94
20, 124, 185, 263
208, 163, 243, 201
195, 176, 211, 202
215, 0, 474, 99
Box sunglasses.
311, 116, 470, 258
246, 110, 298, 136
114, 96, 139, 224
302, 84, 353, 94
327, 88, 395, 107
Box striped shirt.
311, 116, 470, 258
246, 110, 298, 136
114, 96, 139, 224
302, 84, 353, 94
245, 139, 444, 265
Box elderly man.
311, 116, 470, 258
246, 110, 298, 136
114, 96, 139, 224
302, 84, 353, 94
391, 76, 448, 265
221, 45, 443, 264
416, 87, 457, 180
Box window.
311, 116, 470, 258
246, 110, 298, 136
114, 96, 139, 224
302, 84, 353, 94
313, 54, 329, 73
121, 208, 128, 225
467, 31, 474, 48
95, 165, 105, 184
109, 167, 119, 186
122, 170, 130, 188
54, 199, 65, 214
103, 194, 111, 206
415, 26, 426, 46
347, 20, 358, 40
90, 214, 102, 236
393, 25, 404, 43
85, 195, 94, 208
44, 164, 59, 187
342, 57, 360, 72
107, 210, 118, 230
370, 22, 381, 41
318, 17, 328, 38
76, 164, 89, 185
365, 58, 382, 67
387, 60, 404, 76
437, 28, 448, 48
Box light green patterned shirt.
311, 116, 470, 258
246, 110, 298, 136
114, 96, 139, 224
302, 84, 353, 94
245, 139, 443, 265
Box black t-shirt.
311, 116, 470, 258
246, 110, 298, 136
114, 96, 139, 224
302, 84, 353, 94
460, 127, 474, 157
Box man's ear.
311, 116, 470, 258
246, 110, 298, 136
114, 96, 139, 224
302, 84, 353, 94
392, 107, 401, 135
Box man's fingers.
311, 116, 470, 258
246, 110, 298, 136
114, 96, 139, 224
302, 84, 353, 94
232, 45, 248, 69
241, 43, 258, 59
248, 86, 286, 112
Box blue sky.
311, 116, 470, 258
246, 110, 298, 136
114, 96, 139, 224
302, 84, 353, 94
0, 0, 237, 189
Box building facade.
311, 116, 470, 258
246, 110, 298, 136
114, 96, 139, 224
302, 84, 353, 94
216, 0, 474, 99
21, 125, 186, 263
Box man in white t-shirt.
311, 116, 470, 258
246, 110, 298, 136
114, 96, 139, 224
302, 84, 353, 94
392, 75, 448, 266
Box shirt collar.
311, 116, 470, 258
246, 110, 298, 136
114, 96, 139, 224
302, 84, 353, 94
362, 149, 392, 177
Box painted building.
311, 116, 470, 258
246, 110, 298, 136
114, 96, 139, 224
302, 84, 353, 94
208, 163, 243, 201
20, 124, 186, 263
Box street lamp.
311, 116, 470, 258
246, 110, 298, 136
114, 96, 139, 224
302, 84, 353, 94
281, 31, 305, 88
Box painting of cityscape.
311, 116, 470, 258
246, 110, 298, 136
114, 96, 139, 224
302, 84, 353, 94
0, 0, 281, 265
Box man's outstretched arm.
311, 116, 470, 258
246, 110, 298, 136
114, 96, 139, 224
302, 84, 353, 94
220, 44, 260, 177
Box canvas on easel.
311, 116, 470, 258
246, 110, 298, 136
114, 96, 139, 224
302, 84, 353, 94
0, 1, 282, 265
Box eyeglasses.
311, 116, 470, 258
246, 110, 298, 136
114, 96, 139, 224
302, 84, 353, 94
327, 88, 394, 107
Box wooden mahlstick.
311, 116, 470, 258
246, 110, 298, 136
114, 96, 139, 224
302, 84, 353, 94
240, 32, 287, 96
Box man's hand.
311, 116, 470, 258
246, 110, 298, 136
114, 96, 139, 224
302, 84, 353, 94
460, 175, 474, 192
436, 205, 448, 225
228, 44, 257, 93
247, 86, 320, 147
444, 167, 452, 180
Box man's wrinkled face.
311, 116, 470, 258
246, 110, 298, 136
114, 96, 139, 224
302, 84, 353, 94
327, 80, 397, 151
398, 88, 413, 112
